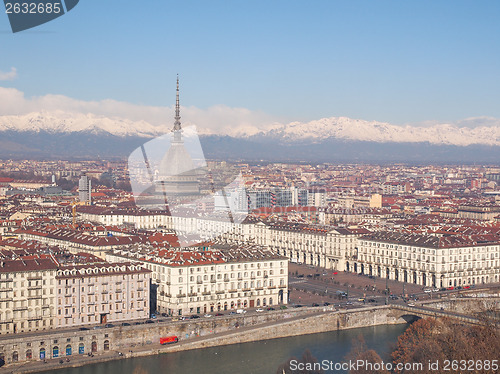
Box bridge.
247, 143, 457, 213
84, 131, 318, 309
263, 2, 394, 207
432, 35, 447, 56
389, 304, 484, 324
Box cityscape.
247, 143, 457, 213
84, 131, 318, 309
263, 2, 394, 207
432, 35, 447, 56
1, 1, 500, 374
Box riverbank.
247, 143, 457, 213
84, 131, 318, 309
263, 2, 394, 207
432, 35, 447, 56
1, 305, 405, 374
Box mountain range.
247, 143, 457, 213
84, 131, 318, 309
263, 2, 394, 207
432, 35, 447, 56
0, 112, 498, 162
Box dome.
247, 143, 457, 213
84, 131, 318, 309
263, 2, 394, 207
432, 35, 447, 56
158, 138, 195, 179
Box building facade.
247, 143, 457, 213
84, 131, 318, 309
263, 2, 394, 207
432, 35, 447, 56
55, 262, 150, 328
351, 232, 500, 288
107, 244, 288, 316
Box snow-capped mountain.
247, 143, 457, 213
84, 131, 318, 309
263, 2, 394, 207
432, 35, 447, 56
250, 117, 500, 147
0, 111, 167, 137
1, 111, 498, 147
0, 111, 498, 161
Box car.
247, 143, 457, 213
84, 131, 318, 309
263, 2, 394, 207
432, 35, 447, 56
256, 308, 264, 312
171, 317, 179, 321
236, 309, 247, 314
312, 303, 320, 307
145, 320, 154, 324
463, 285, 470, 289
161, 313, 168, 317
323, 302, 331, 306
215, 313, 224, 316
266, 307, 275, 311
104, 323, 115, 328
432, 288, 439, 292
296, 274, 304, 278
368, 275, 375, 279
133, 321, 143, 325
293, 304, 303, 308
93, 325, 103, 329
333, 272, 338, 275
306, 274, 313, 278
190, 315, 200, 319
121, 322, 131, 326
346, 301, 353, 305
447, 286, 454, 291
180, 316, 188, 320
407, 303, 415, 307
357, 298, 365, 302
368, 298, 376, 303
229, 311, 237, 315
424, 289, 431, 293
151, 314, 157, 319
280, 305, 288, 310
204, 314, 213, 318
79, 327, 90, 331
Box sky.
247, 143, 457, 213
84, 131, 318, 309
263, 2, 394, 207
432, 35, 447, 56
1, 0, 500, 132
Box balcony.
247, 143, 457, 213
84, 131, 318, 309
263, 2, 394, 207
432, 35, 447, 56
176, 294, 186, 298
210, 279, 216, 283
197, 280, 203, 284
202, 292, 211, 296
215, 290, 224, 295
242, 288, 251, 292
278, 285, 287, 288
188, 292, 197, 297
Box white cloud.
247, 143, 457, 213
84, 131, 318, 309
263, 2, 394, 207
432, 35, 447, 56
0, 86, 282, 136
0, 67, 18, 81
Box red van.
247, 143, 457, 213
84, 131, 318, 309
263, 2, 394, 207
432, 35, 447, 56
160, 336, 179, 345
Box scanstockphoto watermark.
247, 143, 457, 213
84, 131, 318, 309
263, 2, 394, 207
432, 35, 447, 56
3, 0, 79, 33
288, 359, 499, 372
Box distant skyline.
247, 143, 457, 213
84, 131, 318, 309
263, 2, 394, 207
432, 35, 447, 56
1, 1, 500, 129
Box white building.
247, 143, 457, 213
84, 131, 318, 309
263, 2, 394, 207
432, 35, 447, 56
0, 256, 58, 335
352, 232, 500, 288
107, 243, 288, 316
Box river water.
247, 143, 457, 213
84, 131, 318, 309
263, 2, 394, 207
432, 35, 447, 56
43, 324, 408, 374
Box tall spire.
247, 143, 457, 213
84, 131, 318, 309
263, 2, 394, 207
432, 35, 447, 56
173, 74, 182, 132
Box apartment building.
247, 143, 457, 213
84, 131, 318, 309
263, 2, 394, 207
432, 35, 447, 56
353, 232, 500, 288
0, 256, 58, 335
107, 244, 288, 316
55, 262, 151, 327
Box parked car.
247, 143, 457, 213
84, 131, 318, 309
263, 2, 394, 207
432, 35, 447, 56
229, 311, 237, 315
145, 320, 154, 324
236, 309, 247, 314
204, 314, 213, 318
79, 327, 90, 331
256, 308, 264, 312
121, 322, 131, 326
190, 315, 200, 319
266, 307, 275, 311
323, 302, 331, 306
215, 313, 224, 316
280, 305, 288, 310
104, 323, 115, 328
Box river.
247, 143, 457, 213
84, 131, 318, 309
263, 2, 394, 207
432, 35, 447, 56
42, 324, 408, 374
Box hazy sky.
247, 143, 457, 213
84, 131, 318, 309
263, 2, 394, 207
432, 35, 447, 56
1, 0, 500, 126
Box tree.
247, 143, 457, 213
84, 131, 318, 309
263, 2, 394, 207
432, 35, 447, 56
345, 335, 389, 374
